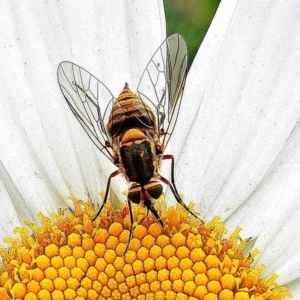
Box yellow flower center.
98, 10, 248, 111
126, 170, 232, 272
0, 197, 290, 300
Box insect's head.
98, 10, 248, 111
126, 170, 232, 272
128, 181, 163, 205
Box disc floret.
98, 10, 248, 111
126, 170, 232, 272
0, 197, 290, 299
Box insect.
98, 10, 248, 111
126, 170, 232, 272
57, 34, 199, 251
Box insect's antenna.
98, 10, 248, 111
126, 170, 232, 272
144, 201, 163, 228
124, 199, 135, 254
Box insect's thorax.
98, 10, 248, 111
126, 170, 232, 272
118, 128, 159, 184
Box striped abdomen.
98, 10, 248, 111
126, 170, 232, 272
107, 83, 156, 138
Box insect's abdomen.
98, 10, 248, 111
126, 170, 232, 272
120, 130, 155, 183
107, 83, 156, 137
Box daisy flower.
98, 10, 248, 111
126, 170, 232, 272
0, 0, 298, 299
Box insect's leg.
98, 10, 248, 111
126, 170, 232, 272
159, 174, 201, 221
92, 169, 120, 221
162, 154, 183, 196
162, 154, 200, 214
124, 199, 134, 254
144, 201, 164, 227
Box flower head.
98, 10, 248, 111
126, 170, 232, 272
1, 0, 300, 298
0, 197, 290, 299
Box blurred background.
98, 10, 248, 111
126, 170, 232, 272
164, 0, 220, 68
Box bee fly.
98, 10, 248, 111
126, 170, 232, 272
57, 34, 200, 251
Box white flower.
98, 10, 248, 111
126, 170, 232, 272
0, 0, 165, 229
174, 0, 300, 295
1, 0, 299, 297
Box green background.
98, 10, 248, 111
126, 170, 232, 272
164, 0, 220, 68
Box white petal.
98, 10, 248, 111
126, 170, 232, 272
0, 0, 165, 241
223, 120, 300, 291
173, 1, 300, 218
169, 0, 300, 291
288, 281, 300, 300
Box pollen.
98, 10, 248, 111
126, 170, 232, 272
0, 197, 291, 299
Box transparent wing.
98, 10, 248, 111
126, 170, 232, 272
137, 33, 188, 148
57, 61, 114, 160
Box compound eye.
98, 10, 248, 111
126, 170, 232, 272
128, 185, 141, 204
144, 182, 163, 199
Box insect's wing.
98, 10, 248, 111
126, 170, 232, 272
57, 61, 114, 160
137, 33, 188, 148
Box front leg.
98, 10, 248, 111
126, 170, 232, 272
92, 169, 120, 221
161, 154, 202, 222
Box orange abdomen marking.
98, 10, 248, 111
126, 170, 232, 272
121, 128, 147, 143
